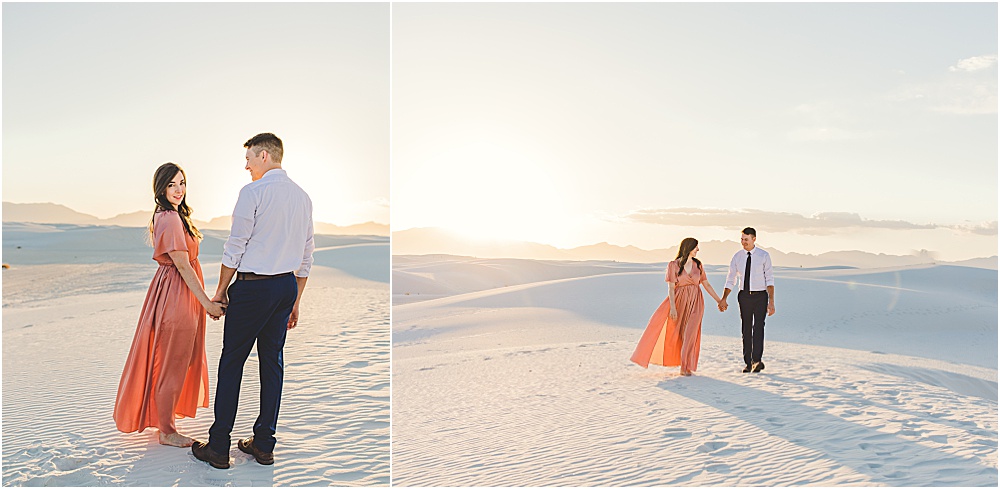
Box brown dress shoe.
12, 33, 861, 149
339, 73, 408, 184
238, 436, 274, 465
192, 440, 230, 469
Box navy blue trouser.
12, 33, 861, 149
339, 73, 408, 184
208, 273, 297, 454
738, 290, 768, 366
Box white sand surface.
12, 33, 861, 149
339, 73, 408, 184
2, 224, 389, 486
392, 255, 998, 486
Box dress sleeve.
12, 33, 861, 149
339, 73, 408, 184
700, 262, 709, 283
665, 261, 679, 284
154, 211, 189, 257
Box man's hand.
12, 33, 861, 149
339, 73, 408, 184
767, 301, 775, 316
211, 288, 229, 307
287, 303, 300, 330
718, 298, 728, 312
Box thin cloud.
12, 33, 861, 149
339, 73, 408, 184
887, 79, 997, 115
622, 208, 997, 236
886, 55, 998, 114
949, 54, 998, 73
949, 221, 998, 236
931, 80, 998, 115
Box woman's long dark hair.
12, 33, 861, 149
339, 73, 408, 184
149, 162, 202, 241
675, 237, 702, 275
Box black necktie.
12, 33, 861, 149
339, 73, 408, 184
743, 251, 751, 292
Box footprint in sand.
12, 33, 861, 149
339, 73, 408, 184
344, 361, 369, 368
765, 417, 784, 427
51, 456, 92, 471
662, 427, 691, 439
705, 463, 731, 474
162, 463, 194, 474
202, 476, 236, 486
859, 442, 895, 457
696, 441, 728, 453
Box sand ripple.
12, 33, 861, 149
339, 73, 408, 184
3, 263, 388, 486
394, 334, 997, 486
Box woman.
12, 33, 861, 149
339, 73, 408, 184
631, 238, 722, 376
113, 163, 225, 447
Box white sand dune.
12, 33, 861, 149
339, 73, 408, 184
2, 225, 389, 486
393, 256, 657, 305
392, 255, 998, 486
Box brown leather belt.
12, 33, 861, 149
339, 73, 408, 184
236, 271, 293, 281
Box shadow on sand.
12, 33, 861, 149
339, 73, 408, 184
657, 375, 996, 486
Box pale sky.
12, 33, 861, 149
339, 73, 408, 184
392, 3, 998, 261
3, 3, 388, 225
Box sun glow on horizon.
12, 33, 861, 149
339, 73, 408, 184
406, 139, 576, 243
3, 3, 388, 229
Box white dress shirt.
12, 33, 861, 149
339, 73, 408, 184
222, 169, 315, 277
725, 246, 774, 292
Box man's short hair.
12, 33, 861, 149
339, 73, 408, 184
742, 227, 756, 237
244, 133, 283, 164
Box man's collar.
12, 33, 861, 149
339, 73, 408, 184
259, 168, 287, 180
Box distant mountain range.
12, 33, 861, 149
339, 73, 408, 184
2, 202, 388, 236
392, 227, 998, 270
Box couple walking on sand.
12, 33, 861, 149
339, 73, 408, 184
631, 227, 776, 375
113, 133, 315, 469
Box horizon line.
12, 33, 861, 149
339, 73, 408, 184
1, 201, 388, 228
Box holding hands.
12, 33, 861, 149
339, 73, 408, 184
206, 287, 229, 321
205, 300, 226, 321
717, 298, 728, 312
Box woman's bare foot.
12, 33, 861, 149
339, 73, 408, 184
680, 369, 692, 376
159, 431, 195, 447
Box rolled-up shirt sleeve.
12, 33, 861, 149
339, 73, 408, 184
725, 253, 739, 289
222, 187, 256, 270
296, 215, 315, 278
763, 252, 775, 287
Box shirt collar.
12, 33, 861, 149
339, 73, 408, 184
259, 168, 287, 180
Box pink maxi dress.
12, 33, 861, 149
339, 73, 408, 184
113, 210, 209, 433
631, 260, 707, 372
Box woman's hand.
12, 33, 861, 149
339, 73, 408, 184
669, 307, 678, 320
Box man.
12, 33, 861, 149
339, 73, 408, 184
192, 133, 315, 469
718, 227, 775, 373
